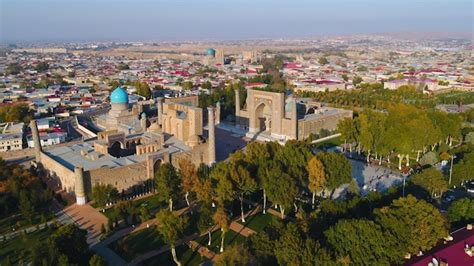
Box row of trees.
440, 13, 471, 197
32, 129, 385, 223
151, 140, 354, 265
242, 194, 448, 265
3, 223, 105, 266
299, 84, 437, 109
337, 104, 463, 170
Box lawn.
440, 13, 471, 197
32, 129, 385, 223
196, 229, 248, 254
237, 213, 277, 232
101, 194, 167, 220
0, 227, 54, 264
109, 225, 165, 262
142, 244, 208, 266
312, 136, 342, 149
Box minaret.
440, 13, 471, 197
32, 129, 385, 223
157, 97, 163, 126
234, 89, 240, 125
140, 113, 147, 132
292, 98, 298, 140
215, 101, 221, 125
30, 120, 42, 162
74, 166, 86, 205
207, 107, 216, 165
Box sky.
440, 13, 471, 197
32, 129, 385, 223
0, 0, 472, 42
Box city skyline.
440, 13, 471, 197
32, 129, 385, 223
1, 0, 472, 42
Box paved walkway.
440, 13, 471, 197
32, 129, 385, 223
63, 203, 108, 246
129, 233, 199, 266
189, 240, 216, 260
91, 205, 192, 266
0, 199, 75, 242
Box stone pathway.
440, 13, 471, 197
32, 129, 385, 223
63, 203, 108, 246
91, 205, 192, 266
189, 240, 216, 260
229, 221, 256, 237
128, 233, 198, 266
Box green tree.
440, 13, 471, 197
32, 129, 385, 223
419, 151, 438, 166
318, 57, 329, 65
447, 198, 474, 223
50, 224, 89, 264
244, 141, 271, 213
6, 63, 23, 75
411, 168, 448, 199
135, 81, 152, 99
197, 205, 214, 246
117, 63, 130, 70
210, 163, 235, 205
274, 223, 329, 265
352, 76, 363, 86
35, 62, 50, 72
139, 206, 151, 222
19, 190, 34, 224
375, 195, 448, 255
155, 163, 180, 210
156, 209, 188, 266
275, 140, 312, 186
91, 184, 119, 208
215, 245, 254, 266
89, 254, 106, 266
325, 219, 400, 265
452, 151, 474, 187
229, 160, 257, 223
347, 179, 360, 196
266, 170, 297, 218
182, 81, 194, 90
337, 117, 358, 152
316, 152, 352, 196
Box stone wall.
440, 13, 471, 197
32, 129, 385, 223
164, 95, 199, 107
298, 110, 353, 139
88, 161, 148, 192
39, 152, 76, 192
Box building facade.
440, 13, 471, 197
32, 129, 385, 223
235, 89, 352, 141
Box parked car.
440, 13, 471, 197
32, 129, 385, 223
442, 190, 456, 203
465, 180, 474, 193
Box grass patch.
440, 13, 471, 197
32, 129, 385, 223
196, 229, 247, 254
109, 226, 164, 262
142, 244, 208, 266
237, 213, 277, 232
101, 194, 167, 220
0, 227, 54, 265
312, 136, 342, 149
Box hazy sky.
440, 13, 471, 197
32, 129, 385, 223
0, 0, 472, 42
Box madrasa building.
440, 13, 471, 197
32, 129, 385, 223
235, 88, 353, 142
32, 87, 217, 205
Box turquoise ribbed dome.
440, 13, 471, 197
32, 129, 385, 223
110, 87, 129, 104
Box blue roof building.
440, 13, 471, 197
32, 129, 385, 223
110, 87, 129, 104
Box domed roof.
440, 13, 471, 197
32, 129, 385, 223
207, 48, 216, 56
110, 87, 129, 104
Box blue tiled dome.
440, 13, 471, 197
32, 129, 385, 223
110, 87, 129, 104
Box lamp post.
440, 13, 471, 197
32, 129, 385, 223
449, 155, 456, 186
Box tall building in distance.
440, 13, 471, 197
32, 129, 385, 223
215, 49, 224, 65
243, 50, 258, 63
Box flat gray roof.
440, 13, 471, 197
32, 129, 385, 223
44, 141, 146, 171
